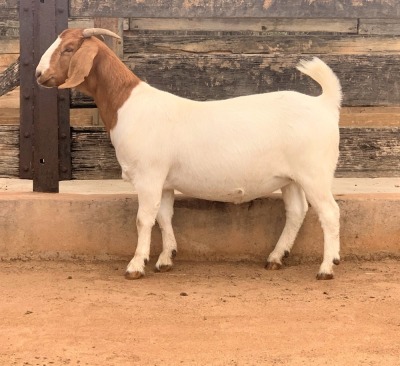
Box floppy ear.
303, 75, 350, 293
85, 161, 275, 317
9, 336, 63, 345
58, 39, 98, 89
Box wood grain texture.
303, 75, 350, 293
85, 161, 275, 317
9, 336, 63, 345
359, 18, 400, 35
338, 127, 400, 177
0, 39, 19, 54
70, 126, 400, 180
0, 0, 19, 7
124, 33, 400, 55
1, 125, 399, 178
0, 56, 19, 97
71, 127, 121, 179
340, 107, 400, 127
0, 0, 18, 20
70, 0, 400, 18
4, 106, 400, 127
0, 108, 101, 126
0, 9, 18, 20
0, 124, 19, 178
0, 19, 19, 37
129, 17, 358, 33
121, 54, 400, 107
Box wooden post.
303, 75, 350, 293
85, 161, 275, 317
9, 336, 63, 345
19, 0, 70, 192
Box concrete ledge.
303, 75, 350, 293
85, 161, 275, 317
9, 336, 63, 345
0, 178, 399, 263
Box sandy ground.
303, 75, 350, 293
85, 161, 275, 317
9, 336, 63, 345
1, 259, 399, 366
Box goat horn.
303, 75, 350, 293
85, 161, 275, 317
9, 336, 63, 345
82, 28, 121, 39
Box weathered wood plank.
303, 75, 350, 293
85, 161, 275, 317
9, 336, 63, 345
129, 17, 358, 34
0, 39, 19, 54
124, 33, 400, 55
121, 54, 400, 106
0, 18, 95, 38
340, 107, 400, 127
0, 56, 18, 97
0, 54, 19, 71
0, 19, 18, 36
2, 106, 399, 127
359, 18, 400, 35
1, 125, 399, 178
0, 108, 19, 124
71, 127, 121, 179
68, 17, 94, 29
0, 0, 19, 7
0, 87, 19, 108
70, 0, 400, 18
0, 124, 19, 178
70, 126, 400, 179
0, 9, 18, 20
338, 127, 400, 177
0, 107, 101, 126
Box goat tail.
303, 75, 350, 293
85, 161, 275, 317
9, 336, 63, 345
297, 57, 342, 110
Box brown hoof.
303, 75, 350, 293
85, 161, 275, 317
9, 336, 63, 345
125, 271, 144, 280
155, 264, 173, 273
265, 261, 282, 271
316, 272, 334, 280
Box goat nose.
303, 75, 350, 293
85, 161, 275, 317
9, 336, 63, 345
35, 70, 41, 78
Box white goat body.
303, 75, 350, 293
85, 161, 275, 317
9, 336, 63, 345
113, 73, 339, 204
36, 29, 342, 280
112, 57, 341, 279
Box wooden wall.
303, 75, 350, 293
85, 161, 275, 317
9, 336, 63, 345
0, 0, 400, 178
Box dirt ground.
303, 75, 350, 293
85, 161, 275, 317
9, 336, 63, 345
0, 259, 399, 366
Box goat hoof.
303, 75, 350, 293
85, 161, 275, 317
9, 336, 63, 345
316, 272, 334, 280
125, 271, 144, 280
265, 261, 282, 271
155, 264, 173, 273
333, 258, 340, 265
283, 250, 290, 258
171, 249, 177, 259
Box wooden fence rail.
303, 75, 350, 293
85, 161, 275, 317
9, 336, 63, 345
69, 0, 400, 18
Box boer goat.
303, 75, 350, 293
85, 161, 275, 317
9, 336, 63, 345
36, 28, 342, 280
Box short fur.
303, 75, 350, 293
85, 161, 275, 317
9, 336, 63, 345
36, 28, 342, 280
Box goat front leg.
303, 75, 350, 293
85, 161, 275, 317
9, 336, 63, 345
125, 183, 163, 280
155, 189, 178, 273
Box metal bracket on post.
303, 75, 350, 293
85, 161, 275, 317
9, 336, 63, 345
19, 0, 71, 192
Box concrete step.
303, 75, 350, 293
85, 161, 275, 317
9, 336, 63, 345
0, 178, 399, 264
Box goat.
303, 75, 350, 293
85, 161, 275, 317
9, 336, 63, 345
36, 28, 342, 280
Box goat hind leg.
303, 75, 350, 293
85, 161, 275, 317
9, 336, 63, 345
266, 182, 308, 270
155, 189, 178, 272
300, 180, 340, 280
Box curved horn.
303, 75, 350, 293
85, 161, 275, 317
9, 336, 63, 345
82, 28, 121, 39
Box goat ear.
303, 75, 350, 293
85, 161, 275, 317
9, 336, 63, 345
58, 40, 98, 89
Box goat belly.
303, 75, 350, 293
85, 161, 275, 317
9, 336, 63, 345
167, 173, 290, 204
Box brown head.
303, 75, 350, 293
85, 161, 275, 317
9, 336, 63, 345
35, 28, 121, 89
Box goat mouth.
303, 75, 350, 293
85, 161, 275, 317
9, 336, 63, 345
37, 76, 56, 88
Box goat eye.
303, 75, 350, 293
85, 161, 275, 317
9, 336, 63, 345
62, 48, 74, 54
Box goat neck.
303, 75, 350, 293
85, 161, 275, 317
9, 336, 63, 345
77, 38, 140, 132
